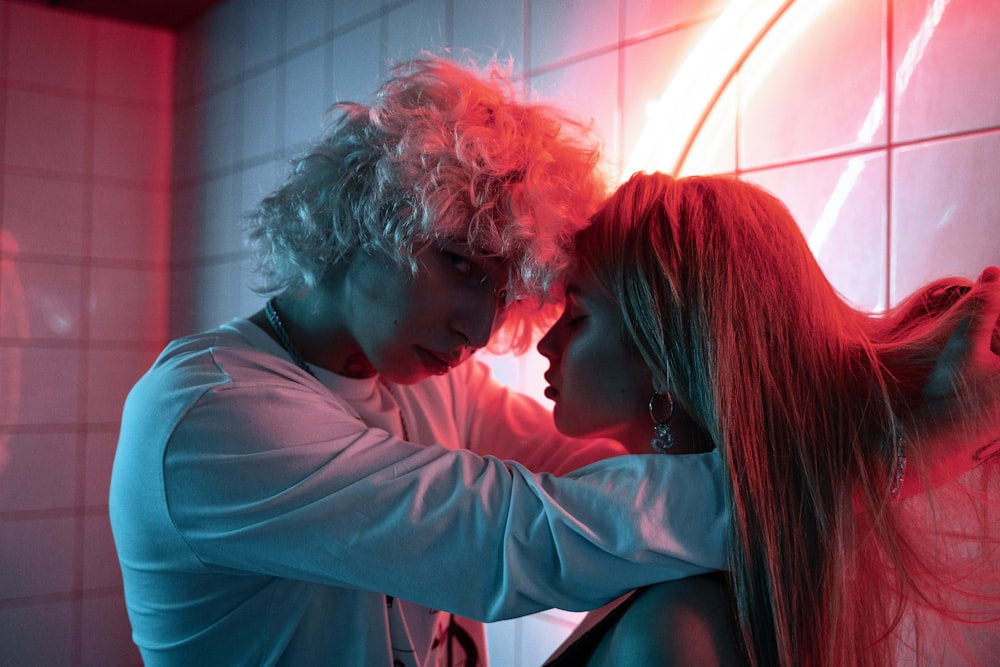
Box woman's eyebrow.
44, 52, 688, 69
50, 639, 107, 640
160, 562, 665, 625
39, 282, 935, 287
562, 284, 583, 306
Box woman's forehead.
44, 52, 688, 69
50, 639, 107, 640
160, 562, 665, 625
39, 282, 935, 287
564, 271, 612, 305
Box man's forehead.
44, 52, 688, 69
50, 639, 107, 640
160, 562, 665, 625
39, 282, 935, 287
438, 236, 509, 268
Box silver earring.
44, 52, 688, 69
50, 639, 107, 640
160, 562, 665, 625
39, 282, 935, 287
649, 391, 675, 453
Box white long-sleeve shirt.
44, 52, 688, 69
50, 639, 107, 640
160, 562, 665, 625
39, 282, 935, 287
110, 318, 728, 666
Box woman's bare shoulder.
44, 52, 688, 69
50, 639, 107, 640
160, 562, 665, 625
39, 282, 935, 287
588, 575, 742, 666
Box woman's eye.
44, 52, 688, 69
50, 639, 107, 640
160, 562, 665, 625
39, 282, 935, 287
561, 306, 586, 327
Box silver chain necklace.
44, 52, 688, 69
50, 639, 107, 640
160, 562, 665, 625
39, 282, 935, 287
263, 298, 409, 441
264, 298, 315, 378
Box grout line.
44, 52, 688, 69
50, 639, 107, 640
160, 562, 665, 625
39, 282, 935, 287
0, 0, 8, 340
0, 585, 127, 611
70, 16, 101, 664
615, 0, 626, 173
884, 0, 896, 308
522, 0, 530, 85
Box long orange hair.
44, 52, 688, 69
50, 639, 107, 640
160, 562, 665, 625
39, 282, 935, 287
573, 172, 1000, 666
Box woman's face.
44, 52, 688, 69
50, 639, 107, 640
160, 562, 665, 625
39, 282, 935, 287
537, 270, 655, 453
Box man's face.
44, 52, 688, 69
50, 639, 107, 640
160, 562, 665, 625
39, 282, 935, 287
342, 240, 509, 384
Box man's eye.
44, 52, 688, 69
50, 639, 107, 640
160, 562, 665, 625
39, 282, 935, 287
444, 252, 473, 275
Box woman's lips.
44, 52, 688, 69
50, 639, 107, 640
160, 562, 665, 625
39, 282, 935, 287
542, 371, 560, 400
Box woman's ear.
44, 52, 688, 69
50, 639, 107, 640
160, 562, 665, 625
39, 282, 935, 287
651, 373, 670, 395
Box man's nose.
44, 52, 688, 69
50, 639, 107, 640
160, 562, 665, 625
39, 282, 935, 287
455, 293, 499, 349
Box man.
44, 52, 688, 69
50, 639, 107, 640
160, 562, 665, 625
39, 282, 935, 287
110, 56, 728, 666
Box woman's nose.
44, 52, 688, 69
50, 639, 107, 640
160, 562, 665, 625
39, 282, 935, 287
537, 325, 557, 359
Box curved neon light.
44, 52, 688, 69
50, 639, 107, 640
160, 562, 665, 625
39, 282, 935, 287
624, 0, 837, 180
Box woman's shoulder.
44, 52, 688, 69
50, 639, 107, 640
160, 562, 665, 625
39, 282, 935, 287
588, 575, 742, 666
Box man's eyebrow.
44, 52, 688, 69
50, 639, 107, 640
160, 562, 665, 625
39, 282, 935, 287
479, 255, 507, 273
439, 238, 492, 258
464, 246, 507, 274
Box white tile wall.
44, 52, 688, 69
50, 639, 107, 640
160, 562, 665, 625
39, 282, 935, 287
4, 347, 82, 425
284, 45, 332, 147
6, 2, 92, 91
452, 0, 525, 62
331, 0, 383, 31
198, 173, 242, 259
3, 260, 84, 339
329, 21, 384, 102
88, 265, 169, 342
0, 601, 75, 665
90, 183, 171, 263
0, 2, 168, 664
529, 0, 620, 68
94, 21, 174, 104
386, 0, 450, 62
893, 0, 1000, 142
80, 593, 141, 666
747, 154, 890, 310
4, 89, 91, 173
199, 0, 247, 89
622, 0, 729, 40
201, 85, 243, 174
531, 51, 621, 166
680, 81, 739, 176
240, 0, 283, 72
891, 131, 1000, 298
2, 174, 88, 257
94, 103, 172, 182
1, 516, 77, 597
0, 432, 79, 511
241, 67, 284, 160
284, 0, 329, 51
739, 0, 888, 167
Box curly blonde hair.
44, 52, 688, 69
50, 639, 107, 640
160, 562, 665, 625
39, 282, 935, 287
246, 55, 608, 351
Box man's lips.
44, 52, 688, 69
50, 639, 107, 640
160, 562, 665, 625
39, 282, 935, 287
416, 347, 462, 375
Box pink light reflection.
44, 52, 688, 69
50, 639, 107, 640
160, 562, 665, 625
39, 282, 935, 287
629, 0, 950, 264
1, 230, 28, 475
808, 0, 950, 258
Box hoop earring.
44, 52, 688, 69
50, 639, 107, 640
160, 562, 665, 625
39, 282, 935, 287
649, 391, 675, 453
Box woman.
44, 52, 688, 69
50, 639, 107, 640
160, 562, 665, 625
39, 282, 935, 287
539, 172, 1000, 666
